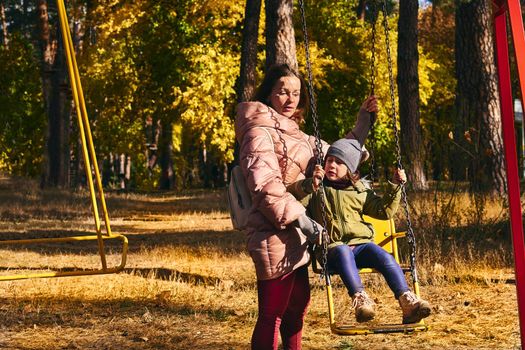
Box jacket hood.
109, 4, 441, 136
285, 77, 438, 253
235, 102, 302, 143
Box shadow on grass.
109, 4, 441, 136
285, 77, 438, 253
0, 294, 247, 324
0, 229, 245, 255
0, 265, 255, 289
105, 189, 230, 215
0, 184, 230, 221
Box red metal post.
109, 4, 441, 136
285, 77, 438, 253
493, 0, 525, 346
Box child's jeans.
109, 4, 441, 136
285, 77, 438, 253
326, 242, 409, 298
251, 265, 310, 350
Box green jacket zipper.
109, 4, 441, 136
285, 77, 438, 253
336, 189, 347, 240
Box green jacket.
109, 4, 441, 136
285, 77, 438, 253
287, 178, 402, 247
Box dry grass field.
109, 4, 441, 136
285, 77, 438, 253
0, 175, 521, 349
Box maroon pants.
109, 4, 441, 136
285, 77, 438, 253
251, 265, 310, 350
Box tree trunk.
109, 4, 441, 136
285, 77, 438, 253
68, 4, 85, 188
454, 0, 506, 193
70, 109, 82, 188
0, 0, 8, 48
48, 31, 70, 187
397, 0, 428, 190
233, 0, 262, 169
37, 0, 53, 105
356, 0, 367, 21
237, 0, 261, 103
264, 0, 298, 70
159, 120, 174, 190
37, 0, 56, 186
23, 0, 30, 33
37, 0, 70, 187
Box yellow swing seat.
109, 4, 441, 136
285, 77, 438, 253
0, 234, 128, 281
311, 215, 429, 335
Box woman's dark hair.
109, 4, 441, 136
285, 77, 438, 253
253, 63, 309, 124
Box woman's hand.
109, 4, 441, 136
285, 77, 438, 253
361, 95, 378, 114
296, 213, 324, 245
392, 168, 407, 185
312, 164, 325, 191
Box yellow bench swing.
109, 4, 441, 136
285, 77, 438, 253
0, 0, 127, 281
298, 0, 429, 335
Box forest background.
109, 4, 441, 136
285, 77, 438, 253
0, 0, 523, 193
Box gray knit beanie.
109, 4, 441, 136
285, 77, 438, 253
326, 138, 363, 173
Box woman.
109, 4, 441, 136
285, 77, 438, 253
235, 64, 377, 350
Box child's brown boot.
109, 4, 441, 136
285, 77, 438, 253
352, 291, 375, 323
398, 291, 431, 324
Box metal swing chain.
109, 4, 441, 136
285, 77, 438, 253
380, 0, 418, 282
368, 2, 379, 187
298, 0, 322, 164
298, 0, 329, 280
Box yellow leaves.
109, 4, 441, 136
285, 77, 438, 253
418, 47, 438, 107
95, 2, 146, 39
179, 42, 239, 162
172, 123, 182, 153
172, 87, 183, 109
0, 153, 10, 173
190, 0, 244, 30
296, 42, 334, 90
81, 0, 243, 164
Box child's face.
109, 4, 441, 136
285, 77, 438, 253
324, 155, 349, 182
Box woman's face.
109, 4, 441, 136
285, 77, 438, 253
324, 155, 349, 182
269, 76, 301, 118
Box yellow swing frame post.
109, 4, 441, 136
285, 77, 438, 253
0, 0, 128, 281
314, 216, 428, 335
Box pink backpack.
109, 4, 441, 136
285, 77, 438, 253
227, 165, 252, 231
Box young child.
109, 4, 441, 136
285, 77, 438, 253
288, 138, 431, 324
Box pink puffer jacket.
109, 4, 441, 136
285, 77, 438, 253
235, 102, 327, 280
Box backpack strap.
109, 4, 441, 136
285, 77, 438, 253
255, 127, 275, 154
